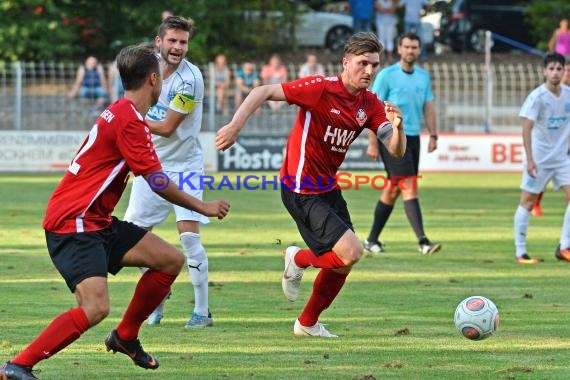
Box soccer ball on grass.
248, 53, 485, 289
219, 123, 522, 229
454, 296, 499, 340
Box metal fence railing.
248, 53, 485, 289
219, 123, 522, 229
0, 60, 543, 134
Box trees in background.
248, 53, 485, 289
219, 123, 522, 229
0, 0, 298, 63
526, 0, 570, 52
2, 0, 567, 63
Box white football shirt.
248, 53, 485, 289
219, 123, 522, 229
146, 58, 204, 172
519, 83, 570, 168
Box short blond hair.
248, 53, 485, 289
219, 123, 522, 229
344, 32, 383, 56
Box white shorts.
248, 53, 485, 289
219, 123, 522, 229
124, 170, 209, 228
520, 161, 570, 194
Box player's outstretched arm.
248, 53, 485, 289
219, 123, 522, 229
383, 101, 406, 158
143, 172, 230, 219
216, 84, 285, 151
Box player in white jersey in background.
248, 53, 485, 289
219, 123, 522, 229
124, 16, 213, 328
514, 52, 570, 264
531, 61, 570, 217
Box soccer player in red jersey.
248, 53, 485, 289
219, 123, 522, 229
0, 43, 230, 380
216, 32, 406, 337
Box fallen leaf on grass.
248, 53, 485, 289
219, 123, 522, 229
395, 328, 410, 335
384, 361, 404, 369
495, 366, 534, 374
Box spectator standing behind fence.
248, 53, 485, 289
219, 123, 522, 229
513, 53, 570, 265
214, 54, 231, 116
399, 0, 428, 62
348, 0, 375, 33
234, 62, 260, 108
260, 54, 288, 111
298, 53, 325, 78
549, 18, 570, 57
107, 59, 124, 103
364, 32, 441, 256
67, 55, 109, 110
375, 0, 399, 61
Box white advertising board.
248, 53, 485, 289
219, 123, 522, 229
420, 133, 524, 172
0, 131, 87, 172
0, 131, 523, 173
0, 131, 219, 172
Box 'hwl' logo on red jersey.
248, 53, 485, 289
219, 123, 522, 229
355, 108, 367, 126
323, 125, 356, 149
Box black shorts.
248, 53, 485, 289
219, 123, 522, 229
281, 187, 353, 255
379, 135, 421, 179
45, 217, 147, 292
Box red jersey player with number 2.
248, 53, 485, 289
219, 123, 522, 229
216, 32, 406, 338
0, 44, 229, 380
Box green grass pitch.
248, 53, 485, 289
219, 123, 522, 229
1, 172, 570, 379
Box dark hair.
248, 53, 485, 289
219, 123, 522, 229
398, 32, 422, 47
117, 43, 159, 91
344, 32, 383, 56
544, 52, 565, 68
158, 15, 194, 39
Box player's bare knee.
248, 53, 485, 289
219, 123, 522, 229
340, 246, 362, 266
401, 187, 417, 200
168, 250, 185, 274
352, 246, 364, 263
148, 248, 184, 275
342, 255, 360, 267
175, 252, 186, 272
520, 199, 535, 211
94, 306, 110, 324
166, 249, 184, 272
383, 188, 400, 203
83, 303, 109, 325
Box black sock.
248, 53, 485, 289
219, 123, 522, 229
367, 201, 394, 242
403, 198, 426, 242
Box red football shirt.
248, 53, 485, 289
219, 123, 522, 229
43, 98, 162, 233
281, 75, 391, 194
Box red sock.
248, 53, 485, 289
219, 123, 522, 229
535, 192, 543, 206
294, 249, 345, 269
298, 269, 348, 327
12, 307, 89, 367
116, 270, 177, 340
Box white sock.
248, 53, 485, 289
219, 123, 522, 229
153, 292, 169, 314
180, 232, 209, 316
560, 203, 570, 249
514, 205, 530, 257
